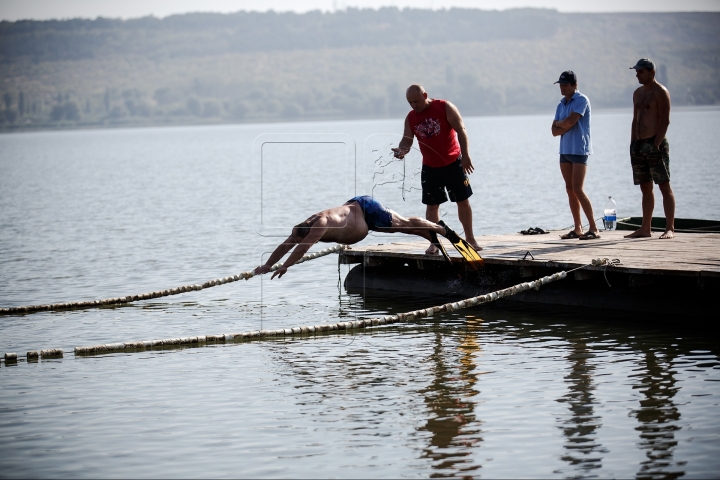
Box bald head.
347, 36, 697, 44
406, 84, 426, 96
406, 84, 430, 113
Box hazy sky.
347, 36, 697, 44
1, 0, 719, 21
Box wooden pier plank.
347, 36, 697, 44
342, 231, 720, 277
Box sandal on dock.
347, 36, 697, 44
559, 230, 581, 239
579, 231, 601, 240
520, 227, 548, 235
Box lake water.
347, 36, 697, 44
1, 110, 719, 478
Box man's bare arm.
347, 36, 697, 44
270, 220, 329, 279
254, 236, 297, 275
551, 121, 568, 137
653, 86, 671, 149
631, 89, 641, 144
392, 116, 414, 159
556, 112, 582, 130
551, 111, 581, 137
445, 101, 474, 174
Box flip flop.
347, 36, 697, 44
560, 230, 581, 239
579, 231, 601, 240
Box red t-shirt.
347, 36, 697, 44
407, 99, 461, 168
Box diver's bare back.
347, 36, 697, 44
634, 84, 667, 139
313, 202, 369, 244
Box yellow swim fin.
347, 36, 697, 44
438, 221, 484, 270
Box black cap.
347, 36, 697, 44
630, 58, 655, 71
554, 70, 577, 85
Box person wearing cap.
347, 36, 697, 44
551, 70, 599, 240
625, 58, 675, 239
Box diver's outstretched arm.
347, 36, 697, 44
271, 219, 329, 279
254, 236, 297, 275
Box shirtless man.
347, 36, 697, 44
391, 85, 480, 255
254, 196, 448, 279
626, 58, 675, 239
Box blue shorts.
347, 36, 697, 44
346, 196, 392, 231
560, 154, 588, 165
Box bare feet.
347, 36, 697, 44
624, 229, 652, 238
464, 237, 482, 251
425, 244, 440, 255
659, 229, 675, 239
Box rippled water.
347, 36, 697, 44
1, 111, 719, 478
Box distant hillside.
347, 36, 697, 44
1, 8, 718, 130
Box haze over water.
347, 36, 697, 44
1, 109, 719, 478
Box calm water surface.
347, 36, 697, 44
1, 111, 719, 478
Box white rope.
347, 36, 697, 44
4, 259, 622, 363
5, 271, 563, 361
0, 245, 347, 316
69, 271, 568, 356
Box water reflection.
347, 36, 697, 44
630, 348, 683, 480
557, 336, 606, 474
418, 316, 483, 478
254, 291, 718, 478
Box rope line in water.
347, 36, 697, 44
69, 270, 561, 355
0, 245, 347, 316
2, 258, 620, 364
2, 264, 597, 362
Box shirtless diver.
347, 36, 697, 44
254, 196, 464, 279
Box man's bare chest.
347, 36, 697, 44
637, 91, 658, 114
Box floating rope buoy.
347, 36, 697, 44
71, 272, 567, 356
0, 245, 347, 316
2, 270, 571, 363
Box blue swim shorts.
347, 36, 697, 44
346, 196, 393, 231
559, 154, 588, 165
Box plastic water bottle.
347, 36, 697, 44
603, 196, 617, 231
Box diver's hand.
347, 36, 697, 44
271, 267, 288, 279
392, 147, 409, 159
254, 265, 272, 275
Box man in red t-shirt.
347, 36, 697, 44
392, 84, 479, 254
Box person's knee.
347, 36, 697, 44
571, 185, 585, 198
658, 181, 673, 195
456, 199, 471, 209
640, 182, 654, 194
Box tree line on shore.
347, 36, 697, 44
1, 8, 718, 130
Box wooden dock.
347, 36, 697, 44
340, 231, 720, 316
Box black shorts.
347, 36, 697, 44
421, 158, 473, 205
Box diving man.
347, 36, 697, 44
254, 196, 475, 279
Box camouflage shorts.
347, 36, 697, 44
630, 136, 670, 185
